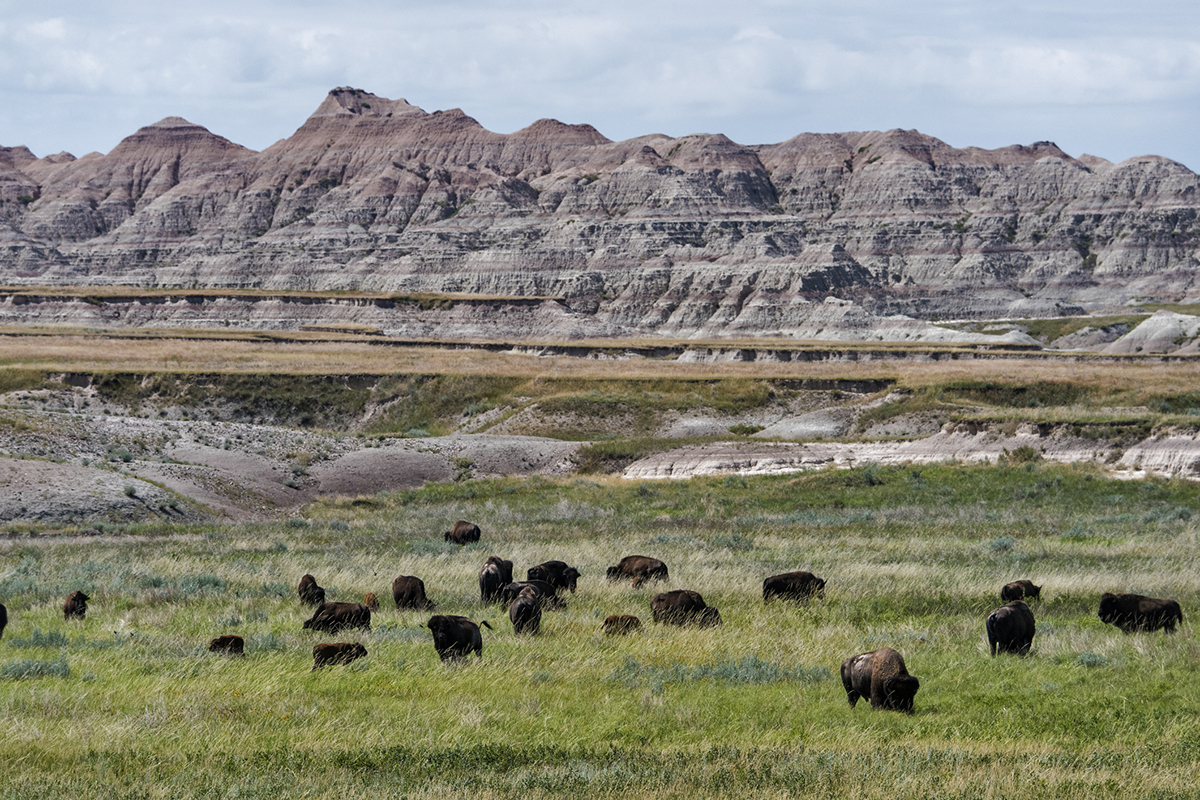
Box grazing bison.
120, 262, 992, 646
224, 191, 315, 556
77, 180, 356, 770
312, 642, 368, 670
208, 635, 245, 656
602, 614, 642, 635
650, 589, 722, 628
508, 587, 542, 635
298, 574, 326, 607
303, 602, 371, 634
64, 591, 89, 621
392, 575, 436, 611
1098, 592, 1183, 633
527, 560, 581, 594
499, 580, 564, 609
987, 600, 1036, 656
427, 615, 492, 662
363, 592, 380, 611
841, 647, 920, 713
0, 603, 6, 639
763, 571, 826, 603
1001, 580, 1042, 603
479, 556, 515, 603
606, 556, 669, 585
444, 520, 481, 545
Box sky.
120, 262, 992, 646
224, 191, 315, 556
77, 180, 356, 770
2, 0, 1199, 170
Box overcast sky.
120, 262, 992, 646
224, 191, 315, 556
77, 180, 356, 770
2, 0, 1198, 170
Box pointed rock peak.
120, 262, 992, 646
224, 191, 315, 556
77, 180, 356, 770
148, 116, 202, 129
0, 145, 38, 168
310, 86, 424, 119
511, 118, 611, 144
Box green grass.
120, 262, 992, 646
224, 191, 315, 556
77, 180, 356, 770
2, 462, 1200, 796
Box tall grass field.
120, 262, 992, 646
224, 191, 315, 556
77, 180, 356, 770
3, 463, 1200, 798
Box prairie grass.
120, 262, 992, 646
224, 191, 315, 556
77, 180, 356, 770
2, 462, 1200, 797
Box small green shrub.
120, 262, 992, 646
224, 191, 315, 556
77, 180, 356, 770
1, 658, 70, 679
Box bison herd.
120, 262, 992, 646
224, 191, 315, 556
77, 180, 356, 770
3, 517, 1188, 706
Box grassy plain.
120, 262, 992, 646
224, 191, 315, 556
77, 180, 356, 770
3, 463, 1200, 798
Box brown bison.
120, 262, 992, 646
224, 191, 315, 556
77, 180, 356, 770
509, 586, 542, 635
392, 575, 436, 611
1001, 580, 1041, 603
363, 592, 380, 611
1098, 592, 1183, 633
303, 602, 371, 634
479, 556, 515, 603
499, 580, 564, 609
527, 560, 581, 594
298, 574, 326, 607
64, 591, 89, 621
0, 603, 6, 639
444, 520, 481, 545
427, 615, 492, 662
650, 589, 722, 627
841, 647, 920, 713
208, 635, 245, 656
606, 556, 669, 585
763, 571, 826, 603
987, 600, 1036, 656
602, 614, 642, 635
312, 642, 368, 670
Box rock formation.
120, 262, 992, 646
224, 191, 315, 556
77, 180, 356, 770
2, 86, 1199, 340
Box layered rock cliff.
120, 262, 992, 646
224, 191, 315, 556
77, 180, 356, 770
2, 86, 1199, 339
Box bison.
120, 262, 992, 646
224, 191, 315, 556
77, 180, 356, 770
312, 642, 368, 670
0, 603, 6, 639
499, 580, 564, 609
841, 647, 920, 713
602, 614, 642, 635
208, 634, 245, 656
363, 592, 380, 611
509, 587, 542, 635
987, 600, 1036, 656
1098, 592, 1183, 633
427, 615, 492, 662
606, 556, 669, 585
479, 556, 515, 603
763, 571, 826, 603
444, 520, 481, 545
303, 602, 371, 634
298, 574, 326, 607
392, 575, 436, 611
64, 591, 89, 621
527, 560, 581, 594
1001, 580, 1042, 603
650, 589, 722, 628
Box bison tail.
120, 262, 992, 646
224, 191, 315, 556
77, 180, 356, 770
480, 620, 494, 630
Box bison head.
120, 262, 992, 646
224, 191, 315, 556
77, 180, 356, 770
883, 675, 920, 712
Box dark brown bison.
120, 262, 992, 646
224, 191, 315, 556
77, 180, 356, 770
499, 580, 564, 609
0, 603, 6, 639
427, 615, 492, 662
987, 600, 1036, 656
479, 556, 515, 603
763, 571, 826, 603
208, 634, 245, 656
527, 560, 581, 594
841, 647, 920, 713
363, 592, 380, 611
303, 602, 371, 634
602, 614, 642, 635
1000, 580, 1042, 603
650, 589, 722, 627
392, 575, 436, 611
64, 591, 89, 621
509, 587, 542, 635
1098, 592, 1183, 633
444, 520, 481, 545
606, 556, 669, 585
312, 642, 368, 670
298, 574, 326, 607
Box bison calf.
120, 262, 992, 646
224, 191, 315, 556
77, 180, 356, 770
392, 575, 436, 610
208, 635, 245, 656
1000, 580, 1041, 603
298, 574, 326, 607
602, 615, 642, 635
64, 591, 89, 621
987, 600, 1036, 656
444, 520, 481, 545
312, 642, 367, 670
841, 647, 920, 713
303, 602, 371, 634
428, 615, 492, 662
363, 592, 380, 611
763, 571, 826, 603
1099, 592, 1183, 633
